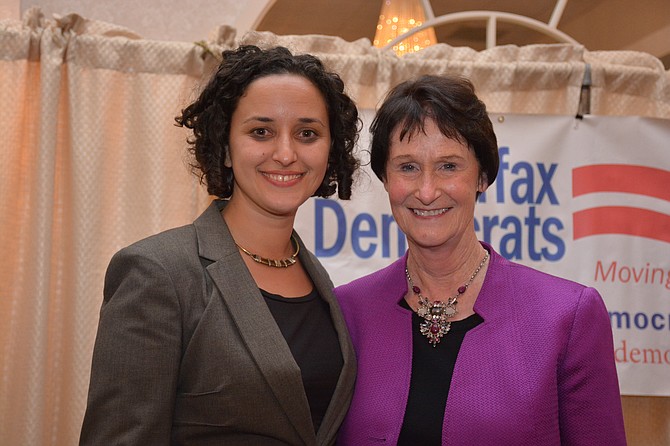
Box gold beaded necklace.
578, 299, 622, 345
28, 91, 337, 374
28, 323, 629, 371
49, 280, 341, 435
236, 235, 300, 268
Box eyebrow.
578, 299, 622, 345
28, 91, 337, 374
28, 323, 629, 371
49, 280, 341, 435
389, 154, 413, 162
390, 154, 465, 162
243, 116, 327, 126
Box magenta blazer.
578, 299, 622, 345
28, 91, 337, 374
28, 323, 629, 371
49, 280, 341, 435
335, 243, 626, 445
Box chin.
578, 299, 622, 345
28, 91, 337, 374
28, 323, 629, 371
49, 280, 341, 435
266, 201, 306, 216
407, 235, 451, 249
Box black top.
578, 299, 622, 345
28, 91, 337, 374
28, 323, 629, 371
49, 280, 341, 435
397, 299, 484, 446
262, 288, 344, 434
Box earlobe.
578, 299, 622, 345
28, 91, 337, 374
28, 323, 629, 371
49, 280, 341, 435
224, 149, 232, 168
478, 173, 489, 192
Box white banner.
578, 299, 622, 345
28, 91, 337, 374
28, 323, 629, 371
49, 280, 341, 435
295, 112, 670, 396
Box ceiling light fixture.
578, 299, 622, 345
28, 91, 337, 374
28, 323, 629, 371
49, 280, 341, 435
373, 0, 437, 56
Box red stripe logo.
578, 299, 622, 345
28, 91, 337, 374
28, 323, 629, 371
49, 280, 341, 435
572, 165, 670, 243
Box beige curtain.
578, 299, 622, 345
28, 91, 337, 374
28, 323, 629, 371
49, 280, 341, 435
1, 7, 668, 445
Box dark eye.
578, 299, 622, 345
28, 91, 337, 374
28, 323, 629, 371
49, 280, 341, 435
297, 129, 321, 143
442, 163, 456, 170
400, 164, 416, 172
252, 128, 268, 137
298, 129, 319, 141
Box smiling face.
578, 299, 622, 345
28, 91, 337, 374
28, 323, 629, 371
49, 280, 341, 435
226, 74, 331, 219
384, 118, 488, 251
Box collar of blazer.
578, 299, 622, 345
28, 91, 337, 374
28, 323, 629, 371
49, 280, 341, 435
192, 200, 356, 445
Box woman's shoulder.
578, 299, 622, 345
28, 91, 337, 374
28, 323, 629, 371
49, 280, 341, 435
482, 251, 611, 353
112, 202, 223, 264
335, 256, 406, 299
111, 223, 199, 270
487, 249, 604, 315
494, 252, 589, 294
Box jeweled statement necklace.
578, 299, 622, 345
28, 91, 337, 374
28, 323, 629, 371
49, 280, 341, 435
236, 235, 300, 268
405, 252, 489, 347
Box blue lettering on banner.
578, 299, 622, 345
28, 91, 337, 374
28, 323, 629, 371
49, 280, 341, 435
610, 310, 670, 331
351, 213, 376, 258
476, 146, 565, 261
474, 209, 565, 261
314, 200, 346, 257
315, 199, 406, 258
482, 146, 559, 205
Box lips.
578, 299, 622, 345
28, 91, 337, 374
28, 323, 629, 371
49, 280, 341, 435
412, 208, 450, 217
262, 172, 304, 182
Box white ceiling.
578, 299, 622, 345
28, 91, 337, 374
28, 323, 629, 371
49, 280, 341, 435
256, 0, 670, 68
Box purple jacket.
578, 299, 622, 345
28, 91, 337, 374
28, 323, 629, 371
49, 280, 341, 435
335, 244, 626, 445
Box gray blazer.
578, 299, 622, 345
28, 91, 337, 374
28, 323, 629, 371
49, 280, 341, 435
80, 201, 357, 445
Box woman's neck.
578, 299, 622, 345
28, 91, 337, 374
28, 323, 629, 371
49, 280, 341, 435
406, 234, 487, 291
221, 199, 296, 259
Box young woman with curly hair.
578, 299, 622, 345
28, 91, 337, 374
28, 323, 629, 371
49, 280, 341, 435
80, 45, 361, 446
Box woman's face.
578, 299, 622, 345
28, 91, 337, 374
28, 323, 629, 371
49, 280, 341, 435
383, 118, 487, 250
226, 74, 331, 219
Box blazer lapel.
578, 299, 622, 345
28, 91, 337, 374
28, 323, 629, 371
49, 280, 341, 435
194, 202, 315, 445
295, 233, 357, 445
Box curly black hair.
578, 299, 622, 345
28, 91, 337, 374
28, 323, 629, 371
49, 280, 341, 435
370, 74, 499, 192
176, 45, 360, 199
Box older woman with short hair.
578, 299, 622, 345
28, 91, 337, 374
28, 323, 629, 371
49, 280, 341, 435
335, 74, 626, 446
